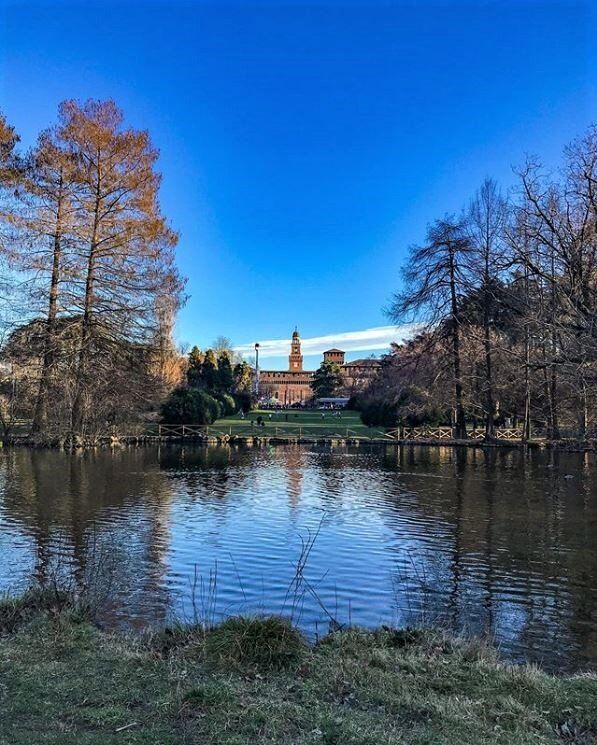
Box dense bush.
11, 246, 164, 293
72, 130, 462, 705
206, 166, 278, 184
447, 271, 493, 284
208, 393, 222, 422
360, 398, 398, 428
345, 395, 360, 411
233, 391, 254, 413
359, 386, 449, 428
160, 388, 220, 425
216, 393, 236, 417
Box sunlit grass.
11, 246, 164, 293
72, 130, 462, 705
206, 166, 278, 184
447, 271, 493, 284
1, 607, 595, 744
215, 408, 387, 439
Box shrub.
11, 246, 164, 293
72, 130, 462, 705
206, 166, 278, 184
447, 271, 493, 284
359, 386, 450, 428
360, 398, 397, 428
233, 391, 254, 413
0, 585, 90, 633
205, 616, 306, 670
345, 394, 360, 411
216, 393, 236, 417
211, 397, 223, 421
160, 388, 220, 425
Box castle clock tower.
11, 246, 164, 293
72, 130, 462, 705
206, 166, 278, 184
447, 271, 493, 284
288, 328, 303, 371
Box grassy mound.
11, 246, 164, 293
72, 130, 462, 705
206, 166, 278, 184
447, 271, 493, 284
205, 615, 306, 670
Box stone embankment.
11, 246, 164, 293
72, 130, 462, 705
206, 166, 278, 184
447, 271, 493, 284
2, 431, 596, 451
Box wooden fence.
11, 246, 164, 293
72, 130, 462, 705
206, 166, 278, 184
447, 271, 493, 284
153, 424, 367, 440
143, 424, 529, 442
383, 426, 526, 442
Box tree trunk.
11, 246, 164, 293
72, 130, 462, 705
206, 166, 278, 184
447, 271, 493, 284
448, 245, 467, 439
71, 248, 97, 433
548, 357, 560, 440
482, 240, 495, 437
32, 181, 64, 433
483, 321, 495, 437
522, 255, 531, 442
548, 248, 560, 440
579, 375, 588, 439
522, 328, 531, 442
71, 176, 101, 434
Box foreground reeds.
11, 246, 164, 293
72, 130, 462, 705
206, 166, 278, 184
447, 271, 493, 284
0, 592, 595, 745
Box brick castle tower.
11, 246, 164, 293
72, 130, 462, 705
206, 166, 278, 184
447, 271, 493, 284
288, 328, 303, 371
257, 328, 381, 405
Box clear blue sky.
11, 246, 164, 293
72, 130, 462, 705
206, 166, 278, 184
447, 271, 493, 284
1, 0, 595, 368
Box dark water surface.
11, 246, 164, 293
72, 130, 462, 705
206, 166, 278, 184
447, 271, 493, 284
0, 444, 595, 671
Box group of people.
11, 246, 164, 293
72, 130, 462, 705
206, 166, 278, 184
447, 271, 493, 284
248, 412, 298, 428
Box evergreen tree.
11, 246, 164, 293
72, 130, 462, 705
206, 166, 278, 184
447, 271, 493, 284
187, 346, 203, 387
233, 361, 252, 393
201, 349, 219, 391
217, 352, 233, 392
388, 218, 473, 439
311, 361, 343, 399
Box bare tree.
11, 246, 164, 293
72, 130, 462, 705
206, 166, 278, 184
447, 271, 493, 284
15, 128, 82, 431
212, 336, 233, 355
465, 179, 509, 436
388, 217, 473, 438
0, 111, 22, 329
51, 100, 184, 433
515, 128, 597, 437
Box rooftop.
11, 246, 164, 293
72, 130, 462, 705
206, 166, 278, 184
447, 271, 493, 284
342, 358, 381, 367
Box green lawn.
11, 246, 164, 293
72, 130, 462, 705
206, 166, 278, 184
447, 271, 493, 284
214, 409, 387, 439
1, 611, 595, 744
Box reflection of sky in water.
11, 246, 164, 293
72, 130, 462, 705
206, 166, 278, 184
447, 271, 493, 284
0, 524, 36, 593
0, 445, 595, 672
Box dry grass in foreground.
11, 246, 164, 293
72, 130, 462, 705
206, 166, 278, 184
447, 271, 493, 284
0, 597, 595, 744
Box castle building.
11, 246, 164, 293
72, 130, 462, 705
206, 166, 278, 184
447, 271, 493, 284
258, 329, 381, 405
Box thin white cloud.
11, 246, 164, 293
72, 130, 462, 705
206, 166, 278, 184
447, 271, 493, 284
234, 324, 418, 360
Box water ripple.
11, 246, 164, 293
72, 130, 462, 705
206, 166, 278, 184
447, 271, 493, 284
0, 444, 595, 671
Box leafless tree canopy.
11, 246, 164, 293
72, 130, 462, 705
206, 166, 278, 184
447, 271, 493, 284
379, 125, 597, 439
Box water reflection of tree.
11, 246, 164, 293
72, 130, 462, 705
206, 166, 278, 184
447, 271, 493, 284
377, 444, 597, 669
0, 447, 176, 627
0, 444, 595, 667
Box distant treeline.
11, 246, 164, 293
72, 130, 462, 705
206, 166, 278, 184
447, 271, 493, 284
160, 345, 254, 425
358, 125, 596, 440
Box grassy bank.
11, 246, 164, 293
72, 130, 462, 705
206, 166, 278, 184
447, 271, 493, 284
1, 598, 595, 744
215, 409, 387, 439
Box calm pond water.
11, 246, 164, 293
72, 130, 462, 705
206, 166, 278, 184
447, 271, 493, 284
0, 444, 595, 671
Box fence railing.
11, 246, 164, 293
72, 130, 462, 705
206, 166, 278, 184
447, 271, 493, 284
383, 426, 528, 442
9, 420, 591, 444
494, 428, 525, 441
402, 426, 454, 441
125, 424, 533, 442
152, 425, 374, 440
